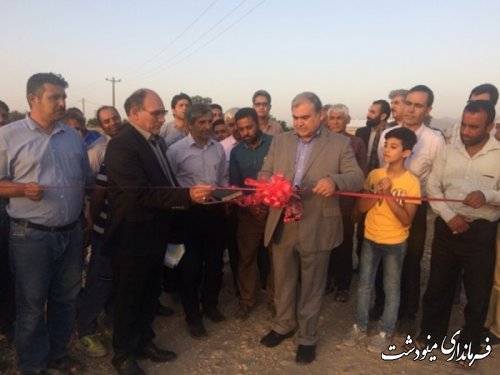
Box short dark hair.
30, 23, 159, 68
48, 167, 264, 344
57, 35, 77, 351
463, 100, 496, 125
186, 103, 212, 126
384, 127, 417, 151
171, 92, 191, 109
124, 89, 148, 116
209, 103, 223, 112
408, 85, 434, 107
0, 100, 9, 113
64, 107, 86, 127
235, 107, 259, 125
373, 99, 391, 119
252, 90, 271, 104
212, 119, 226, 130
96, 105, 119, 126
27, 73, 68, 99
469, 83, 499, 106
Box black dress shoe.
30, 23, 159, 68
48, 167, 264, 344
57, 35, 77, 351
295, 344, 316, 364
188, 321, 208, 339
135, 342, 177, 362
204, 307, 226, 322
156, 303, 174, 317
48, 356, 83, 375
260, 329, 295, 348
112, 357, 145, 375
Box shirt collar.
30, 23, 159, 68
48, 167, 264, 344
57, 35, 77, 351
130, 122, 152, 141
26, 114, 65, 135
187, 132, 215, 148
294, 125, 322, 143
454, 134, 500, 157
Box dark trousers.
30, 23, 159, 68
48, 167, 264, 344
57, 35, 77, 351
0, 199, 15, 337
372, 203, 428, 318
226, 208, 239, 291
328, 214, 354, 291
178, 205, 225, 324
77, 233, 114, 337
420, 217, 496, 353
111, 249, 163, 362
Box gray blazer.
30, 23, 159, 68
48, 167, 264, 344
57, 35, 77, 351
259, 126, 364, 252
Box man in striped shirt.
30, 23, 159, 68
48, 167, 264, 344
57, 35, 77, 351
77, 106, 123, 358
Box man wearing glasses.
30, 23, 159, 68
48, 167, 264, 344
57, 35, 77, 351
104, 89, 212, 375
252, 89, 283, 136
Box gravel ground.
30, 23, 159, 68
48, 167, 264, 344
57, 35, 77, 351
1, 212, 498, 374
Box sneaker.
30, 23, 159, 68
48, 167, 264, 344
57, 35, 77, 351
367, 331, 391, 353
342, 324, 367, 347
78, 334, 108, 357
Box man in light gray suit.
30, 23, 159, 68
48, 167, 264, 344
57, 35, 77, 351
259, 92, 364, 363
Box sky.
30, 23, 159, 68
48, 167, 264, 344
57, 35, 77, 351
1, 0, 500, 125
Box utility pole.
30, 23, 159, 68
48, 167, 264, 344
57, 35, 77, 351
105, 77, 121, 107
81, 98, 86, 117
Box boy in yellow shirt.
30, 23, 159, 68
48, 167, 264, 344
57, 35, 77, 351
343, 127, 420, 352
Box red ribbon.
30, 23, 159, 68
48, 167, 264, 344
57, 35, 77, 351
239, 174, 294, 209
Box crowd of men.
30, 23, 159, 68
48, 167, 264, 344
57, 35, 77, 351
0, 74, 499, 374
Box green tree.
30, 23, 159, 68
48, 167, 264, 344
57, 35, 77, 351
86, 117, 99, 128
191, 95, 212, 105
8, 110, 26, 122
269, 115, 289, 131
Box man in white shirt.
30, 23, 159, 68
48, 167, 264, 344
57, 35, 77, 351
416, 100, 500, 364
373, 85, 445, 335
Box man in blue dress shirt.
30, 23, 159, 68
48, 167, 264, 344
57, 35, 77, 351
0, 73, 91, 375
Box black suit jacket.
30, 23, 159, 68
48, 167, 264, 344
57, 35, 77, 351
102, 124, 191, 256
354, 126, 371, 150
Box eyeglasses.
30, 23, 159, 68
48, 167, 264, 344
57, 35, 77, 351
142, 109, 168, 117
254, 102, 269, 107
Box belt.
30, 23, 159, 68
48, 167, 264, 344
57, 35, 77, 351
11, 218, 80, 232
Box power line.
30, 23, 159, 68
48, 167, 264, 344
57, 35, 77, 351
123, 0, 219, 78
70, 2, 219, 92
165, 0, 267, 70
132, 0, 250, 81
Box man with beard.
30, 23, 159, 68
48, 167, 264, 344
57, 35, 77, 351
159, 92, 192, 146
413, 100, 500, 367
355, 100, 391, 172
374, 85, 445, 335
230, 107, 273, 321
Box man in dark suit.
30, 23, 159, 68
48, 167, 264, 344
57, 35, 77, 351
103, 89, 212, 375
258, 92, 364, 364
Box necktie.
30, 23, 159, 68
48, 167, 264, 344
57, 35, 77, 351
149, 136, 176, 186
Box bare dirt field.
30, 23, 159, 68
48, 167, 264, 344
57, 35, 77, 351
1, 212, 498, 374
